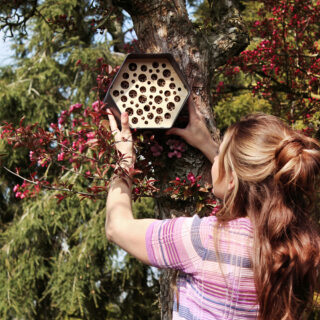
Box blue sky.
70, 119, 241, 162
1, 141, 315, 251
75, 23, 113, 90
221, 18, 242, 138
0, 30, 14, 66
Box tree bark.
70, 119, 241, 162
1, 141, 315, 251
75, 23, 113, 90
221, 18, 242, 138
113, 0, 249, 318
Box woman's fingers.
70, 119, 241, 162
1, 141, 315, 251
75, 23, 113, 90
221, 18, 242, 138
166, 127, 186, 139
107, 108, 119, 133
120, 112, 131, 136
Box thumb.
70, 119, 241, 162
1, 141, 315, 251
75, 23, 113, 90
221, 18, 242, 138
121, 112, 130, 133
166, 127, 186, 139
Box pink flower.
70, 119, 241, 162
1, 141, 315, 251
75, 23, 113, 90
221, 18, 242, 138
86, 132, 95, 139
57, 152, 65, 161
13, 184, 20, 193
150, 143, 163, 157
92, 100, 102, 112
187, 172, 196, 184
69, 103, 82, 113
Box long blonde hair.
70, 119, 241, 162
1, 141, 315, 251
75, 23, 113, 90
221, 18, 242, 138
216, 113, 320, 320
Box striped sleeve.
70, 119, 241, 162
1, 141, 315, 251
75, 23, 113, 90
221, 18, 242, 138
145, 215, 213, 273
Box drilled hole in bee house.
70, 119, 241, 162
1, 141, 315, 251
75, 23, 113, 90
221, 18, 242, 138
135, 84, 139, 88
132, 117, 138, 124
165, 98, 168, 101
170, 77, 174, 81
174, 96, 181, 102
133, 73, 137, 77
155, 96, 163, 104
129, 90, 137, 98
145, 121, 148, 124
152, 62, 159, 68
122, 104, 126, 107
156, 69, 160, 73
131, 80, 135, 83
140, 86, 146, 93
121, 81, 129, 89
120, 90, 124, 94
125, 108, 133, 115
162, 63, 166, 68
155, 116, 163, 124
149, 69, 152, 73
141, 65, 147, 71
178, 87, 181, 91
142, 116, 145, 120
152, 106, 156, 109
121, 96, 127, 102
165, 113, 171, 119
149, 95, 153, 98
149, 101, 152, 105
159, 90, 163, 94
150, 86, 156, 93
173, 91, 177, 95
129, 63, 137, 71
156, 108, 163, 114
123, 72, 129, 79
144, 105, 150, 111
137, 109, 143, 115
151, 74, 158, 80
113, 90, 120, 97
139, 95, 147, 103
147, 81, 151, 85
157, 79, 165, 87
167, 102, 175, 111
169, 83, 176, 89
135, 104, 139, 107
147, 113, 154, 119
138, 74, 147, 82
130, 100, 134, 104
164, 90, 171, 96
163, 69, 171, 77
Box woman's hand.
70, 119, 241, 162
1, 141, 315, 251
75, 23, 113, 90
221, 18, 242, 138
166, 94, 219, 163
107, 109, 136, 172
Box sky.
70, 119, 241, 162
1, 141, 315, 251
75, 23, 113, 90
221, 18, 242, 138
0, 30, 14, 66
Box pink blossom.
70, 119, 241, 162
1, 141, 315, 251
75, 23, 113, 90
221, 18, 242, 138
187, 172, 196, 184
15, 192, 22, 198
57, 152, 65, 161
150, 143, 163, 157
92, 100, 102, 112
86, 132, 96, 139
69, 103, 82, 113
13, 184, 20, 193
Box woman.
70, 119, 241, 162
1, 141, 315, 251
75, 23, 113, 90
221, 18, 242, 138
106, 96, 320, 319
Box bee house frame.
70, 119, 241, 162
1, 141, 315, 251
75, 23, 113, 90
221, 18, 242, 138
104, 53, 190, 129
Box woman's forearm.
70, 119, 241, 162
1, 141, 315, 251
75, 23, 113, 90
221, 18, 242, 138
105, 175, 133, 242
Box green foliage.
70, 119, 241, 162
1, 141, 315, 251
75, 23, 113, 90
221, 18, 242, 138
0, 0, 159, 318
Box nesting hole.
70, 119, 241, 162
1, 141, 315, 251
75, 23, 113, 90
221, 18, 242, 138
162, 63, 166, 68
121, 81, 129, 89
122, 72, 129, 79
121, 96, 127, 102
150, 86, 156, 93
163, 69, 171, 77
141, 65, 147, 71
169, 83, 176, 89
152, 62, 159, 68
129, 90, 137, 98
132, 117, 138, 124
137, 109, 143, 115
139, 95, 147, 103
164, 90, 171, 96
144, 105, 150, 111
155, 116, 163, 124
156, 107, 163, 114
174, 96, 181, 102
155, 96, 163, 104
138, 74, 147, 82
140, 86, 146, 93
113, 90, 120, 97
157, 79, 165, 87
165, 113, 171, 119
151, 74, 158, 80
147, 113, 154, 119
129, 63, 137, 71
167, 102, 175, 111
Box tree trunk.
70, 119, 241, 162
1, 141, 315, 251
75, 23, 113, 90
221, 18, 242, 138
113, 0, 249, 318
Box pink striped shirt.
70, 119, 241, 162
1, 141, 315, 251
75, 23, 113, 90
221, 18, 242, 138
146, 215, 259, 319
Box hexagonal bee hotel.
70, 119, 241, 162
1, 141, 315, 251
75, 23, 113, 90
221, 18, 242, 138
104, 53, 190, 129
